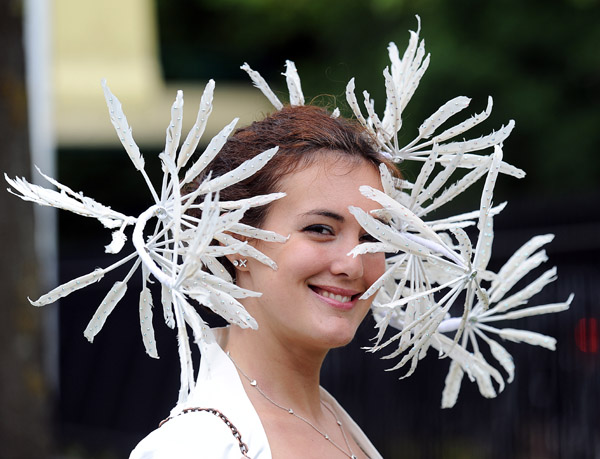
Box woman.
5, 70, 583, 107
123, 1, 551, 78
130, 105, 396, 458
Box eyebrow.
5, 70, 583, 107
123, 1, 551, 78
301, 209, 345, 222
301, 209, 390, 226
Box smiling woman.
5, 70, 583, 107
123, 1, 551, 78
130, 106, 394, 458
127, 106, 395, 458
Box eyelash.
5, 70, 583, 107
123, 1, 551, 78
302, 224, 334, 236
302, 224, 379, 243
359, 233, 378, 243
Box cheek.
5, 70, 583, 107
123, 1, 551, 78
275, 241, 327, 280
291, 244, 330, 275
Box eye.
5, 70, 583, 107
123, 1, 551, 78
359, 232, 379, 243
302, 224, 334, 236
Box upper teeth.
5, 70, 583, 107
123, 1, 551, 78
320, 290, 351, 303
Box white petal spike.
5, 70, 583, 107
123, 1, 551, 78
487, 267, 558, 315
359, 187, 456, 253
409, 149, 439, 210
139, 281, 158, 359
182, 118, 239, 185
161, 283, 175, 329
241, 63, 283, 110
494, 234, 555, 286
164, 90, 184, 164
471, 352, 498, 399
383, 67, 402, 136
434, 96, 494, 143
229, 222, 288, 243
5, 172, 133, 227
346, 78, 370, 131
101, 80, 144, 171
485, 336, 515, 383
480, 296, 573, 322
284, 60, 305, 106
415, 149, 464, 209
418, 96, 471, 140
199, 147, 279, 193
363, 90, 387, 139
84, 281, 128, 342
433, 121, 515, 155
423, 163, 489, 215
173, 295, 195, 404
497, 328, 558, 351
178, 80, 215, 169
216, 192, 286, 211
105, 226, 127, 254
489, 250, 549, 304
477, 146, 503, 231
400, 49, 430, 113
29, 268, 105, 306
441, 359, 465, 408
379, 163, 397, 197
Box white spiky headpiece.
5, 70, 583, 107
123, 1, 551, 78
6, 17, 571, 408
6, 80, 288, 404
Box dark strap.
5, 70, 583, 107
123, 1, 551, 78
160, 407, 251, 458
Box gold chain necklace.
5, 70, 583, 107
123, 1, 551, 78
228, 352, 358, 459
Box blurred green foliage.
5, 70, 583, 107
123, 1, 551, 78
155, 0, 599, 196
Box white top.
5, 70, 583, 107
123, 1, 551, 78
130, 328, 382, 459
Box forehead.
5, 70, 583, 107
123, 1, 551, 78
271, 153, 383, 215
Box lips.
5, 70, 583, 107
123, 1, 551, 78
317, 289, 352, 303
309, 285, 361, 308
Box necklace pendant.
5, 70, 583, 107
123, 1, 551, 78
250, 380, 257, 386
288, 408, 294, 414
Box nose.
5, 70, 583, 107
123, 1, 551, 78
329, 239, 365, 279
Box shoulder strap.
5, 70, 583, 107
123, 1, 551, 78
160, 407, 251, 458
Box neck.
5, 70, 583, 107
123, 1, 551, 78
225, 325, 327, 417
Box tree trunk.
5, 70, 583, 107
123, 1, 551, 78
0, 0, 53, 456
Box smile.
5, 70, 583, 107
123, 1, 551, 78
319, 290, 352, 303
309, 286, 361, 308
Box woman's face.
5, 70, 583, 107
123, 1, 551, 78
237, 152, 386, 352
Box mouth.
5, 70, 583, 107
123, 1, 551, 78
309, 285, 362, 308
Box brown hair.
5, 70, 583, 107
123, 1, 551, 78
189, 105, 397, 228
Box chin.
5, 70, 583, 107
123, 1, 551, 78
317, 309, 371, 349
317, 323, 361, 350
328, 336, 355, 350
